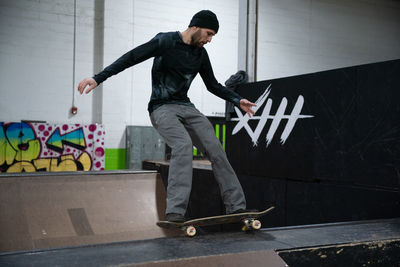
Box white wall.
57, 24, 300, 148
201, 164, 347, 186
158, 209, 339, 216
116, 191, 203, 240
2, 0, 399, 150
129, 0, 239, 124
256, 0, 400, 80
99, 0, 134, 149
100, 0, 239, 148
0, 0, 94, 123
0, 0, 239, 149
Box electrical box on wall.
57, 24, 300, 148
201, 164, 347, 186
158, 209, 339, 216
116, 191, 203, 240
126, 126, 165, 170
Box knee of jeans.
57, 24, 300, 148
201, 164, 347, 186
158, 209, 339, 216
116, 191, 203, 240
208, 151, 227, 164
172, 140, 193, 155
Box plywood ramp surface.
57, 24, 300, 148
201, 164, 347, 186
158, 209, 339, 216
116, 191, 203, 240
0, 172, 172, 252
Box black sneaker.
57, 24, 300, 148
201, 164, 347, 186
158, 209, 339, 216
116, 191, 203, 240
165, 213, 185, 223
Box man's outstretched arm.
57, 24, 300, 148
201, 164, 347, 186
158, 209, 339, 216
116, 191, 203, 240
77, 33, 169, 95
200, 51, 256, 117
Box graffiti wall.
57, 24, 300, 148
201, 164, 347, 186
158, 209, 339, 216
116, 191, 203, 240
0, 122, 105, 173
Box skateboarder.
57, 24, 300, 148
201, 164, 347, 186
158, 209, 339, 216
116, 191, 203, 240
78, 10, 256, 223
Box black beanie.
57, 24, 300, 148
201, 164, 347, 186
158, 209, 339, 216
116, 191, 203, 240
189, 10, 219, 33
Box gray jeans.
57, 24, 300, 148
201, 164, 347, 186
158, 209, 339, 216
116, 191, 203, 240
150, 104, 246, 216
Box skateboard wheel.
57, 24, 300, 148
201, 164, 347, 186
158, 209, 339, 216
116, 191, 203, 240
251, 219, 261, 230
185, 226, 196, 237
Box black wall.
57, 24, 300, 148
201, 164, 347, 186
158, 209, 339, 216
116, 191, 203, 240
226, 59, 400, 226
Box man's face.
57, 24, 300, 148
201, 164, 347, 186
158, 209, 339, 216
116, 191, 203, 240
191, 28, 216, 47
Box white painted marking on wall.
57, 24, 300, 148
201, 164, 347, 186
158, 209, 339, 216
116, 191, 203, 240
232, 84, 314, 147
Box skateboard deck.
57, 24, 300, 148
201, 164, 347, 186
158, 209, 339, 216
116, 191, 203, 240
157, 206, 275, 237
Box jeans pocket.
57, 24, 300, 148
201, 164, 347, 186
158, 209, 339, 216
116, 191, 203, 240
150, 106, 167, 127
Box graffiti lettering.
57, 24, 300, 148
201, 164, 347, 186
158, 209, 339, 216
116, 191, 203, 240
46, 128, 86, 153
0, 122, 104, 173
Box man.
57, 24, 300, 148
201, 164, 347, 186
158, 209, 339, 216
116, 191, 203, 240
78, 10, 256, 222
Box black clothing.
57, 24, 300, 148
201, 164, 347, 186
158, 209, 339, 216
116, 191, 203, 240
224, 70, 249, 121
93, 31, 242, 113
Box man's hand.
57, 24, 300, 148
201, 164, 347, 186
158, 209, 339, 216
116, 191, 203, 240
240, 99, 256, 117
78, 77, 98, 94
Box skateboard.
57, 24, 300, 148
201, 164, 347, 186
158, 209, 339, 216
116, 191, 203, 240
157, 206, 275, 237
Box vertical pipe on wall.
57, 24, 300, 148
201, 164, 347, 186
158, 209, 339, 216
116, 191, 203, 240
238, 0, 258, 82
71, 0, 77, 111
247, 0, 258, 82
92, 0, 105, 124
238, 0, 248, 72
129, 1, 135, 125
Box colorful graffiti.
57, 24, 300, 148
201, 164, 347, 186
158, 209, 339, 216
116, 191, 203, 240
0, 122, 105, 173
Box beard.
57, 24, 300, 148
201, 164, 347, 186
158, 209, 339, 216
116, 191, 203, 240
190, 29, 203, 47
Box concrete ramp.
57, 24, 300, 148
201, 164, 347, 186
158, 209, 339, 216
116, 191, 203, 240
0, 171, 173, 252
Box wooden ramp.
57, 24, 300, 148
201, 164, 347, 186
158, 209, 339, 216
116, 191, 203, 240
0, 171, 173, 252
